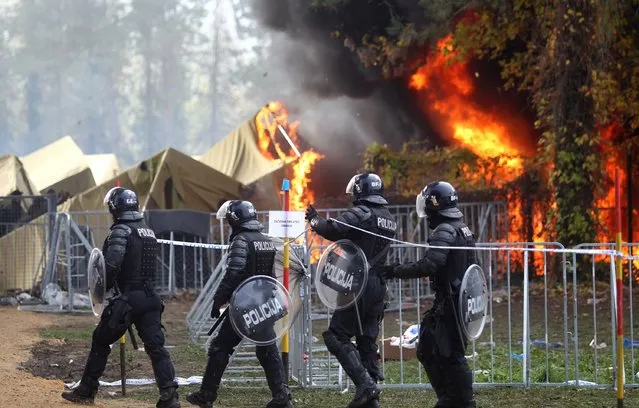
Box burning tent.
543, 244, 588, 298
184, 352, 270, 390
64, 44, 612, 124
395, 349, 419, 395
199, 101, 324, 212
0, 148, 278, 294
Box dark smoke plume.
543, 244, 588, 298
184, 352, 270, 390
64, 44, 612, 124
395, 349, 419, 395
249, 0, 432, 197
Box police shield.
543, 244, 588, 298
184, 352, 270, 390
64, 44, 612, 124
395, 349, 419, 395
315, 239, 368, 311
228, 275, 293, 346
458, 264, 488, 341
87, 248, 107, 317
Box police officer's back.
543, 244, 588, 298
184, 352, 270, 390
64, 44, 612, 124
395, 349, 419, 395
187, 200, 292, 408
384, 181, 477, 408
305, 173, 397, 408
61, 187, 180, 408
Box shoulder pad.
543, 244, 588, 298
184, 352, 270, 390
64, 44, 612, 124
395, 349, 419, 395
230, 234, 250, 247
343, 206, 372, 222
431, 223, 456, 243
110, 224, 131, 238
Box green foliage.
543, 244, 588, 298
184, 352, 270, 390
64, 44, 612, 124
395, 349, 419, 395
314, 0, 639, 246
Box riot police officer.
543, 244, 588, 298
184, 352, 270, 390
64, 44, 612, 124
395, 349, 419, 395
382, 181, 476, 408
186, 200, 293, 408
61, 187, 180, 408
305, 173, 397, 408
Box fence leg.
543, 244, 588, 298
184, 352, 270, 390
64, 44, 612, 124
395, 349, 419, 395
523, 250, 530, 388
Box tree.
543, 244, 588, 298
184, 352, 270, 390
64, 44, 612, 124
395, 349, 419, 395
311, 0, 639, 246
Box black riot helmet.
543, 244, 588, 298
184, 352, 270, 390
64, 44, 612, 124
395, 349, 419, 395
345, 172, 388, 205
216, 200, 262, 230
103, 187, 143, 221
416, 181, 463, 221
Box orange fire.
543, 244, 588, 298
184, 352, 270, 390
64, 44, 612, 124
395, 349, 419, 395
254, 101, 324, 211
254, 101, 325, 262
409, 34, 550, 273
409, 35, 530, 180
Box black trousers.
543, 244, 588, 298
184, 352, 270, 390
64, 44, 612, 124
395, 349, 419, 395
201, 317, 287, 395
417, 308, 474, 406
80, 290, 177, 391
327, 273, 386, 381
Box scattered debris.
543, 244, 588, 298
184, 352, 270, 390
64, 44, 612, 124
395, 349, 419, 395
589, 339, 607, 349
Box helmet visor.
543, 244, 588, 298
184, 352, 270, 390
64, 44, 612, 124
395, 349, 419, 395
416, 193, 427, 218
345, 174, 361, 195
216, 200, 232, 220
103, 187, 121, 207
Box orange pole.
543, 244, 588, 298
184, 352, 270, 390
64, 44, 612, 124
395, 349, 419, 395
615, 169, 624, 407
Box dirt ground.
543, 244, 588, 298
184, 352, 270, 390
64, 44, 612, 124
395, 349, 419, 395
0, 305, 158, 408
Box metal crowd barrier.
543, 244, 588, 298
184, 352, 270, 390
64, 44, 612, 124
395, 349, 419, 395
177, 239, 635, 390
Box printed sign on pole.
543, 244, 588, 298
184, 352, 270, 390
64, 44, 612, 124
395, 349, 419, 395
268, 210, 305, 238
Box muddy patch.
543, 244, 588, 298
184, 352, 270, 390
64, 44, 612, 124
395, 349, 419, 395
21, 331, 156, 384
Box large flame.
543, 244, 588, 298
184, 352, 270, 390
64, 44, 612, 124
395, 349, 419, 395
409, 34, 549, 273
409, 33, 636, 277
254, 101, 324, 211
254, 101, 325, 263
409, 35, 528, 180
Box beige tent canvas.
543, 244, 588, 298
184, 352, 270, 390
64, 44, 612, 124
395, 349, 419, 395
21, 135, 96, 195
0, 155, 37, 197
199, 117, 285, 186
0, 147, 280, 293
86, 154, 121, 185
198, 115, 291, 210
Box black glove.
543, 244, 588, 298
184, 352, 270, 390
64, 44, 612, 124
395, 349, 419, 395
378, 264, 398, 280
211, 301, 222, 319
305, 204, 319, 223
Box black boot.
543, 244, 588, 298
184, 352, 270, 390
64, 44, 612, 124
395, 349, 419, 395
340, 350, 381, 408
157, 387, 181, 408
256, 345, 293, 408
61, 383, 97, 404
444, 365, 476, 408
186, 347, 229, 408
185, 390, 216, 408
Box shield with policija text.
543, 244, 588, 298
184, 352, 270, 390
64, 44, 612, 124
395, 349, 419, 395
458, 264, 489, 341
228, 275, 293, 346
88, 248, 107, 317
315, 239, 368, 311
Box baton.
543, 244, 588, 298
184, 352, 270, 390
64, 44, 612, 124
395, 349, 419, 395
208, 308, 229, 336
446, 282, 468, 353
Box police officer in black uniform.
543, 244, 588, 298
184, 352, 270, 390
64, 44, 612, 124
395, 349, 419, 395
61, 187, 180, 408
382, 181, 476, 408
186, 200, 293, 408
305, 173, 397, 408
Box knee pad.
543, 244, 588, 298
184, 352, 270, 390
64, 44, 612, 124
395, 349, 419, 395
322, 330, 345, 355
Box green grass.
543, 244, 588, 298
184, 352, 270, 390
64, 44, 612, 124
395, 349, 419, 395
40, 326, 93, 341
120, 385, 638, 407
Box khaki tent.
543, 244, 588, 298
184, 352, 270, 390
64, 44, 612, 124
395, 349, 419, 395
0, 155, 37, 197
198, 116, 288, 210
86, 154, 121, 185
21, 135, 96, 196
1, 147, 281, 293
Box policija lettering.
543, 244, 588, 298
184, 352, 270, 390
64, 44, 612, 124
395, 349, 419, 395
243, 297, 285, 329
321, 261, 354, 291
466, 295, 484, 321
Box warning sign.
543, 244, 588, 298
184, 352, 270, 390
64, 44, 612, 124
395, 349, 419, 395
268, 211, 306, 238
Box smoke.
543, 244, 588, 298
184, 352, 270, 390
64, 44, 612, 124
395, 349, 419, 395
249, 0, 428, 158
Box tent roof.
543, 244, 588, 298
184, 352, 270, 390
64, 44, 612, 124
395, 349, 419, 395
21, 135, 95, 194
199, 117, 284, 185
86, 154, 121, 185
60, 147, 278, 213
0, 154, 38, 197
